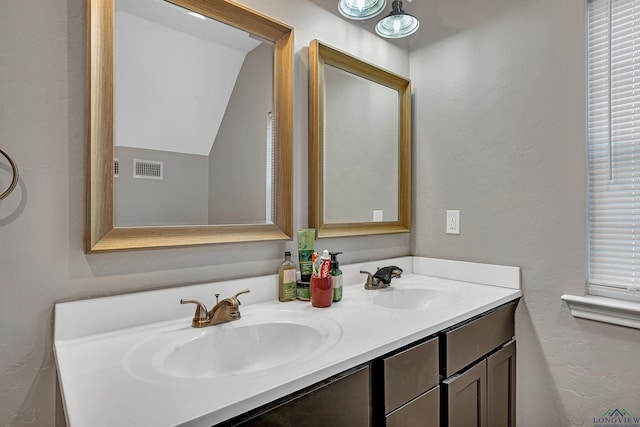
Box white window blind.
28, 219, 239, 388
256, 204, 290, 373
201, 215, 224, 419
266, 112, 275, 223
587, 0, 640, 302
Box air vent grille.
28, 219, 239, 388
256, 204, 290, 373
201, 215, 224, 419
114, 158, 119, 177
133, 159, 163, 180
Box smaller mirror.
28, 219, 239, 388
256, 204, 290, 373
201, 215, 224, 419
308, 40, 411, 238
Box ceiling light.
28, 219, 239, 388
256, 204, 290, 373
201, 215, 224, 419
188, 11, 206, 20
375, 0, 419, 38
338, 0, 386, 21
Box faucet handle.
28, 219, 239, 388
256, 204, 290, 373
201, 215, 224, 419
233, 289, 251, 305
360, 270, 374, 289
373, 266, 404, 285
180, 299, 209, 328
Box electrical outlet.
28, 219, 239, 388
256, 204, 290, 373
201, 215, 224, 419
446, 210, 460, 234
373, 210, 383, 222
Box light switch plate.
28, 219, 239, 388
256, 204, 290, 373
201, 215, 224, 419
446, 210, 460, 234
373, 210, 383, 222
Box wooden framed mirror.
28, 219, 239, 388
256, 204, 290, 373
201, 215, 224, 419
308, 40, 411, 238
87, 0, 293, 252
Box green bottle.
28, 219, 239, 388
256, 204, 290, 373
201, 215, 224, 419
329, 252, 343, 302
278, 251, 297, 302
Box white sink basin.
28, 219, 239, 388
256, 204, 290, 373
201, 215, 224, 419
125, 310, 342, 380
160, 322, 326, 378
372, 288, 452, 310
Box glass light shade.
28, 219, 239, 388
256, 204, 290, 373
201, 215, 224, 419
375, 1, 419, 38
338, 0, 386, 20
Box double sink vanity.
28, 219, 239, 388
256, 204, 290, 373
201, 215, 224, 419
54, 256, 521, 426
74, 1, 523, 425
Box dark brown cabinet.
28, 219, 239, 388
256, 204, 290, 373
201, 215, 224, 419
372, 337, 440, 427
440, 302, 517, 427
386, 386, 440, 427
220, 300, 518, 427
443, 359, 487, 427
487, 340, 516, 427
228, 365, 370, 427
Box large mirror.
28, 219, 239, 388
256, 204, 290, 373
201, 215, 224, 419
87, 0, 293, 252
308, 40, 411, 238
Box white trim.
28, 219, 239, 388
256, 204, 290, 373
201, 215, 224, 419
588, 283, 640, 303
561, 294, 640, 330
412, 257, 520, 290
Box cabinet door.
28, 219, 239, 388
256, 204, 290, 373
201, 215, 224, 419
236, 365, 370, 427
382, 337, 439, 414
385, 386, 439, 427
487, 340, 516, 427
443, 360, 487, 427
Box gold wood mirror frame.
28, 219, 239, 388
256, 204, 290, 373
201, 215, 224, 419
87, 0, 293, 252
308, 40, 411, 238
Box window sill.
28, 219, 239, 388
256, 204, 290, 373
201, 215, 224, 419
561, 294, 640, 330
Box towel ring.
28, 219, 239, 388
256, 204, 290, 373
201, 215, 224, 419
0, 148, 19, 201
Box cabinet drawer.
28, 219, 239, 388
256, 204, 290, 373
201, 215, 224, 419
442, 301, 516, 377
232, 365, 370, 427
386, 385, 439, 427
383, 337, 439, 413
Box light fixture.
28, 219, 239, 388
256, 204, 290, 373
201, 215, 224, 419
338, 0, 386, 20
375, 0, 419, 39
187, 11, 206, 20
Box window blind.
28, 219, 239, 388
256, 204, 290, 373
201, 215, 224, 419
266, 112, 275, 223
587, 0, 640, 301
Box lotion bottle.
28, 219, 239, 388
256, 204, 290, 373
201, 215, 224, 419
329, 252, 343, 302
278, 251, 297, 302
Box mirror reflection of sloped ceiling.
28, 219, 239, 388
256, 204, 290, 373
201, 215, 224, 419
114, 0, 263, 157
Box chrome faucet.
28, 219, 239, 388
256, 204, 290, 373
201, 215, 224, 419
360, 266, 403, 290
180, 289, 250, 328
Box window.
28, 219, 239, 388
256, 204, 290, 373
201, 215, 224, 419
266, 112, 275, 223
587, 0, 640, 302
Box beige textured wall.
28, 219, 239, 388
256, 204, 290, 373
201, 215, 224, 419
410, 0, 640, 425
0, 0, 409, 425
208, 43, 273, 224
115, 147, 209, 226
5, 0, 638, 426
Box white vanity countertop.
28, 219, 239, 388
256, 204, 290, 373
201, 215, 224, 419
54, 256, 521, 427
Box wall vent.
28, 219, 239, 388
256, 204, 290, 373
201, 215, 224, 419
133, 159, 163, 180
114, 158, 119, 177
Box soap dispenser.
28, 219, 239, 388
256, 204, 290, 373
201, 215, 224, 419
310, 250, 333, 308
329, 252, 343, 302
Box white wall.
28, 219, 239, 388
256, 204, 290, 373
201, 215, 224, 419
410, 0, 640, 425
115, 147, 209, 226
208, 43, 273, 225
115, 9, 246, 156
0, 0, 409, 425
324, 66, 399, 223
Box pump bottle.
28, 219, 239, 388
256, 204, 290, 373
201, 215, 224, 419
329, 251, 343, 302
